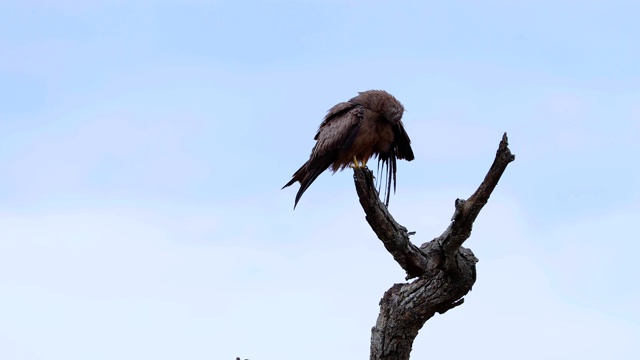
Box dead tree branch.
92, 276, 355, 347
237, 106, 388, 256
353, 133, 515, 360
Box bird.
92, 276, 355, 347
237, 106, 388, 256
282, 90, 414, 208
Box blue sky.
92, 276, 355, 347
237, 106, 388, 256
0, 1, 638, 359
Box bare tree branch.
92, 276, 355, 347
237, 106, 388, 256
353, 133, 515, 360
352, 169, 429, 279
436, 132, 515, 266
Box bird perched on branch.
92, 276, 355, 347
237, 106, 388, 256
282, 90, 414, 208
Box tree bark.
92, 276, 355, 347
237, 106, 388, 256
354, 133, 515, 360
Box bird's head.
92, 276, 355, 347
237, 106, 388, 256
383, 100, 405, 125
350, 90, 405, 124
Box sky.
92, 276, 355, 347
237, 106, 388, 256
0, 1, 638, 359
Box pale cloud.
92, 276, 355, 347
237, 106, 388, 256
412, 254, 638, 359
0, 179, 638, 359
537, 205, 640, 316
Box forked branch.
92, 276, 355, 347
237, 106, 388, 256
353, 133, 515, 360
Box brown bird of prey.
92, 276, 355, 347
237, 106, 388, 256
282, 90, 414, 208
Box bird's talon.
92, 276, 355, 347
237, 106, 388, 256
351, 155, 361, 168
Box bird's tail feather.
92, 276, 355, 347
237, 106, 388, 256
282, 163, 307, 190
282, 177, 298, 189
293, 165, 325, 209
376, 149, 397, 207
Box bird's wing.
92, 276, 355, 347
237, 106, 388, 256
314, 101, 357, 140
313, 103, 363, 160
393, 121, 414, 161
290, 105, 363, 208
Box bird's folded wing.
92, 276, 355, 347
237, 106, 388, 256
312, 105, 363, 160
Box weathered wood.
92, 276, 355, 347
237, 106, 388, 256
354, 133, 515, 360
352, 169, 429, 279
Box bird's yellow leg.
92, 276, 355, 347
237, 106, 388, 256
350, 155, 361, 168
362, 157, 368, 167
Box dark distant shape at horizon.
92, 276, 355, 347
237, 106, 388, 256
282, 90, 414, 209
